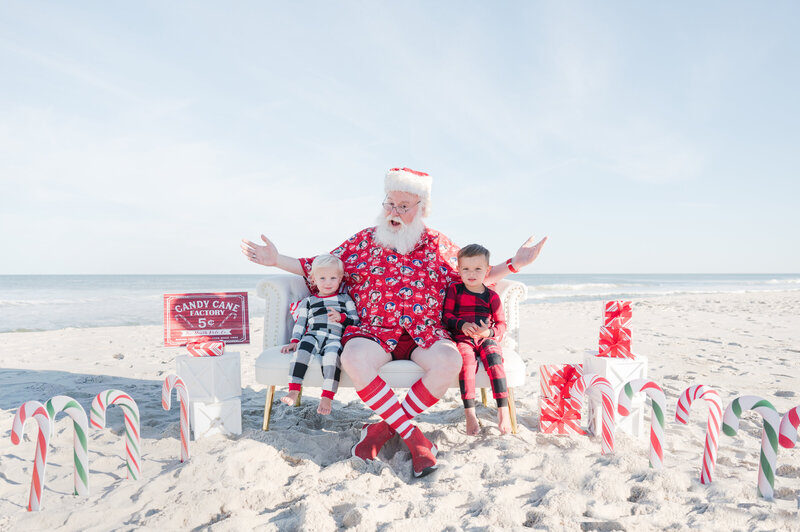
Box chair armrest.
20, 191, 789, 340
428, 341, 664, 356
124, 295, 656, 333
493, 279, 527, 351
256, 275, 311, 349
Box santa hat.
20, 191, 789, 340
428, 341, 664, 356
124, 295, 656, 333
385, 167, 432, 217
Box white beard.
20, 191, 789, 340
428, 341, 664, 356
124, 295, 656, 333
373, 212, 426, 255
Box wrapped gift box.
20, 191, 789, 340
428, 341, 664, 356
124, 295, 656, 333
539, 364, 583, 403
603, 300, 632, 328
176, 352, 241, 403
598, 326, 633, 359
539, 397, 584, 435
583, 351, 648, 437
192, 398, 242, 439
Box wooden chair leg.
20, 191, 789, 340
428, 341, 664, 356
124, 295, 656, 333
508, 387, 518, 434
296, 387, 302, 407
481, 388, 488, 407
262, 385, 276, 431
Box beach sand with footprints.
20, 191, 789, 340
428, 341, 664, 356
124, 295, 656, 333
1, 291, 799, 530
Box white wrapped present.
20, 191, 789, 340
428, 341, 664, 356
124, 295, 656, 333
176, 352, 241, 403
191, 398, 242, 439
583, 351, 648, 437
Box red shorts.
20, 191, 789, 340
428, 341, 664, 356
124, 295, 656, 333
343, 330, 418, 361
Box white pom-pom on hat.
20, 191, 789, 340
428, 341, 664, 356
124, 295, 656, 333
385, 167, 432, 217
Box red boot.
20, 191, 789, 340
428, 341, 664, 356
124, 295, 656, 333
404, 427, 438, 478
351, 421, 396, 461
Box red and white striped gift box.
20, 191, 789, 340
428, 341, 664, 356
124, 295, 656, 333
598, 326, 633, 359
539, 397, 584, 435
603, 300, 632, 327
186, 341, 225, 357
539, 364, 583, 400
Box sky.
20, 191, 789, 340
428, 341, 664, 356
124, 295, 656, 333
1, 1, 798, 274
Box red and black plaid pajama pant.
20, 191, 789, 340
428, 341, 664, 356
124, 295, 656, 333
457, 338, 508, 408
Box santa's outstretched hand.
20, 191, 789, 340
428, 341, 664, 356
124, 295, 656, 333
241, 234, 278, 267
511, 236, 547, 271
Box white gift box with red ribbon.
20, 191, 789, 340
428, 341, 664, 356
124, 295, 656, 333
176, 352, 242, 403
191, 398, 242, 439
583, 350, 648, 437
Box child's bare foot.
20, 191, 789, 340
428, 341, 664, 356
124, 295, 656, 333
281, 390, 299, 406
465, 407, 481, 435
497, 406, 512, 435
317, 397, 332, 415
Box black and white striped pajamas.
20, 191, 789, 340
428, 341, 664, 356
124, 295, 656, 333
288, 293, 358, 398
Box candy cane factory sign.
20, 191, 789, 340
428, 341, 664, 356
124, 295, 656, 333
163, 292, 249, 346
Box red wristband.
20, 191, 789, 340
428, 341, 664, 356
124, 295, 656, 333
506, 258, 519, 273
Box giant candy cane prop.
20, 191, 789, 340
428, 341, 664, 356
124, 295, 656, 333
675, 385, 722, 484
568, 374, 615, 454
90, 389, 141, 480
162, 374, 191, 462
44, 395, 89, 496
778, 406, 799, 449
722, 395, 780, 500
618, 379, 666, 470
10, 401, 51, 511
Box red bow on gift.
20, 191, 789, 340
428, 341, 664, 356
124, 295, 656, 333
550, 365, 582, 398
599, 326, 633, 358
540, 397, 585, 435
604, 300, 632, 327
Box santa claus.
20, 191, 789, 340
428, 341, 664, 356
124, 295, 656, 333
242, 167, 546, 477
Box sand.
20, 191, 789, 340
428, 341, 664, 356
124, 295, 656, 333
1, 291, 799, 531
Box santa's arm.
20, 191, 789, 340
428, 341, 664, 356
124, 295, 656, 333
241, 234, 303, 275
485, 235, 547, 285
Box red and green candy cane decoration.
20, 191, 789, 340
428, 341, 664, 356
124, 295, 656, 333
45, 395, 90, 496
722, 395, 780, 500
618, 379, 666, 470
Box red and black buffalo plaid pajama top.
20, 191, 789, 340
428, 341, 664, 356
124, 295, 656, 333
442, 282, 509, 408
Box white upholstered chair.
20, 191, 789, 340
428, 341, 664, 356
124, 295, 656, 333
254, 275, 528, 432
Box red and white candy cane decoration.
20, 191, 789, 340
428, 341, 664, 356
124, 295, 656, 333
675, 385, 723, 484
10, 401, 51, 511
162, 374, 191, 462
779, 406, 800, 449
568, 374, 616, 454
90, 389, 141, 480
618, 380, 666, 470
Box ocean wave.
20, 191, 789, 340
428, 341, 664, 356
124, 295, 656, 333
532, 283, 625, 291
524, 285, 800, 302
0, 298, 101, 306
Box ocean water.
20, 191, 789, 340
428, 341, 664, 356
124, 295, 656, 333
0, 273, 798, 333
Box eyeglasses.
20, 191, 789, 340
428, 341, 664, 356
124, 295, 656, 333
382, 199, 420, 215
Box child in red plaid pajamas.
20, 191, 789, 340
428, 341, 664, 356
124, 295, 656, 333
442, 244, 510, 435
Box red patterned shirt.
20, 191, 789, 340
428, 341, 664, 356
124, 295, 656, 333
299, 226, 461, 351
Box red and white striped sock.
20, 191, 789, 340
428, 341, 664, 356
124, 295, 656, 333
401, 379, 439, 419
356, 376, 414, 439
